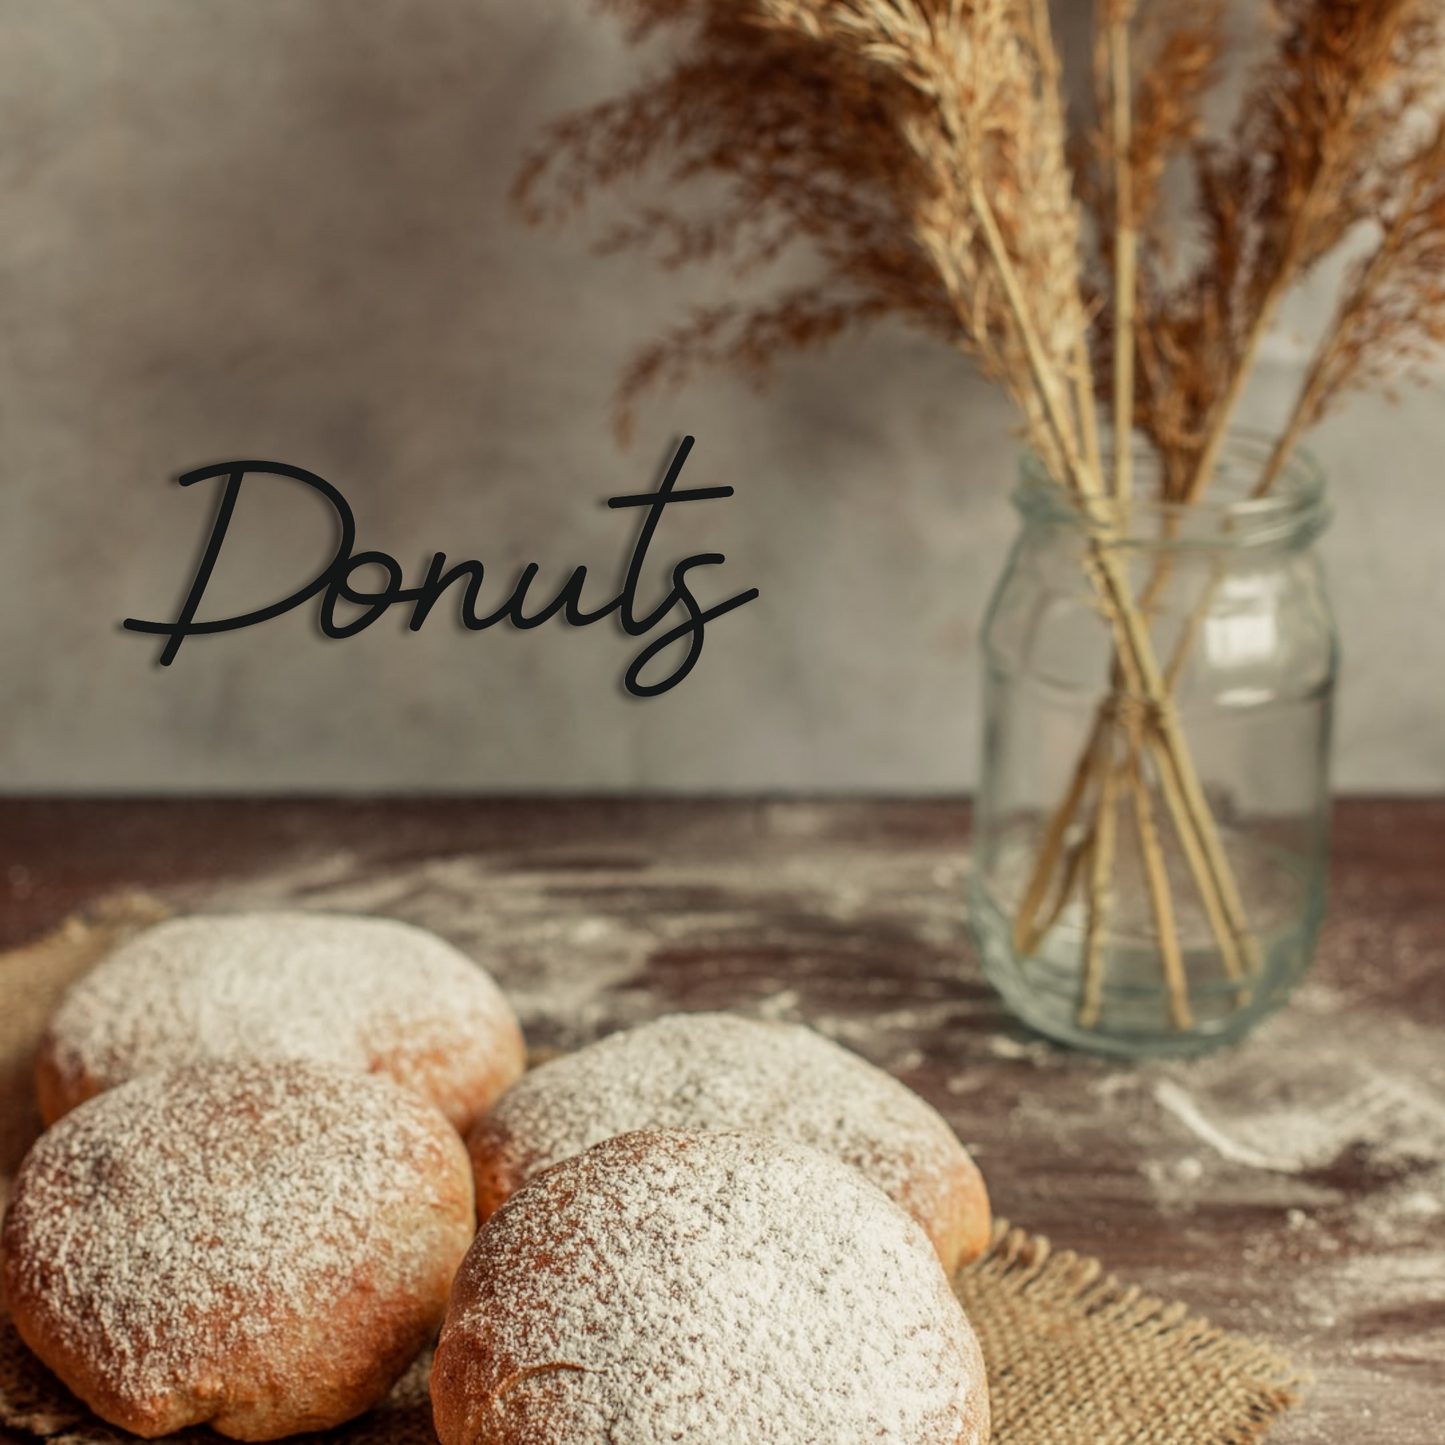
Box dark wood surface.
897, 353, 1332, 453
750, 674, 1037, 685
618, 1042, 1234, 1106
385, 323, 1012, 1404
1, 797, 1442, 1443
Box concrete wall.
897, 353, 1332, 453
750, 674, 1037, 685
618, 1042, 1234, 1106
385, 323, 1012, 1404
3, 0, 1442, 793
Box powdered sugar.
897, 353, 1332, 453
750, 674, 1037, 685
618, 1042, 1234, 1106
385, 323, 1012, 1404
473, 1012, 975, 1233
41, 911, 523, 1128
434, 1129, 989, 1445
1, 1061, 474, 1434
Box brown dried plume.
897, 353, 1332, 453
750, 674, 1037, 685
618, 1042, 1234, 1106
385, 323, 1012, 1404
516, 0, 1445, 497
1135, 0, 1441, 497
515, 0, 1099, 478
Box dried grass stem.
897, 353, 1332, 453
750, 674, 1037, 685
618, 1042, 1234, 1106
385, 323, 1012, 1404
517, 0, 1445, 1031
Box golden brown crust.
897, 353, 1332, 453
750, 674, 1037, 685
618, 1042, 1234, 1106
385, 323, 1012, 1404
465, 1114, 530, 1225
465, 1013, 993, 1270
893, 1149, 994, 1275
368, 1028, 526, 1139
4, 1259, 445, 1440
469, 1113, 989, 1274
32, 1033, 101, 1129
2, 1061, 477, 1441
36, 1020, 528, 1137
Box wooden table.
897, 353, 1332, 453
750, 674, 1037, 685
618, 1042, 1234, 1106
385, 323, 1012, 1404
1, 797, 1441, 1443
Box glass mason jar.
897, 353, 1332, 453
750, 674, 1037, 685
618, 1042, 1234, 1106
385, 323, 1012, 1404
969, 434, 1337, 1056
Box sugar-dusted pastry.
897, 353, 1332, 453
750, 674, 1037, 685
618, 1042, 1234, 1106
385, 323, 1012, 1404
35, 911, 525, 1132
433, 1129, 991, 1445
465, 1012, 991, 1272
1, 1060, 476, 1441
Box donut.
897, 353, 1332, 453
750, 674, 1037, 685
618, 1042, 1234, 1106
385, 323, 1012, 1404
1, 1060, 476, 1440
465, 1012, 991, 1271
432, 1129, 990, 1445
35, 911, 526, 1132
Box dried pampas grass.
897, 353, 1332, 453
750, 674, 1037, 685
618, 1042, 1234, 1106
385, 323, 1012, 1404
515, 0, 1445, 1031
517, 0, 1102, 481
518, 0, 1445, 497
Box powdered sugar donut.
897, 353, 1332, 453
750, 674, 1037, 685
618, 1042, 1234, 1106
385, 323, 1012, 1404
433, 1128, 989, 1445
1, 1060, 476, 1440
466, 1012, 991, 1272
36, 911, 526, 1132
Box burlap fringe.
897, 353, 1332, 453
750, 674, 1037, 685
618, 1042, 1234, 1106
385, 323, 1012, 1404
954, 1220, 1307, 1445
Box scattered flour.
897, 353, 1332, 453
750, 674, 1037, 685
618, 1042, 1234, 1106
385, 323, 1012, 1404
1154, 1071, 1445, 1175
177, 845, 976, 1052
163, 840, 1444, 1267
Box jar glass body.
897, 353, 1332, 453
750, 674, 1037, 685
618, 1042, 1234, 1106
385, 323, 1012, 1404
969, 436, 1338, 1056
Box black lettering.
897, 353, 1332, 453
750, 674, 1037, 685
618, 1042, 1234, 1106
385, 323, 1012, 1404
624, 555, 760, 697
320, 550, 405, 638
508, 565, 620, 629
127, 439, 758, 696
608, 435, 737, 635
406, 554, 490, 631
123, 461, 355, 665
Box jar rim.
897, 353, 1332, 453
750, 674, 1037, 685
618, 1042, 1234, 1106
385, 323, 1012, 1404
1015, 429, 1328, 545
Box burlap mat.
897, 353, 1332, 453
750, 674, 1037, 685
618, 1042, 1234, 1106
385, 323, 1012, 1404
0, 899, 1305, 1445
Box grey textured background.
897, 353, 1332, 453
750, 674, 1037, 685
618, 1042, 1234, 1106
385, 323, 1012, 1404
3, 0, 1442, 793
